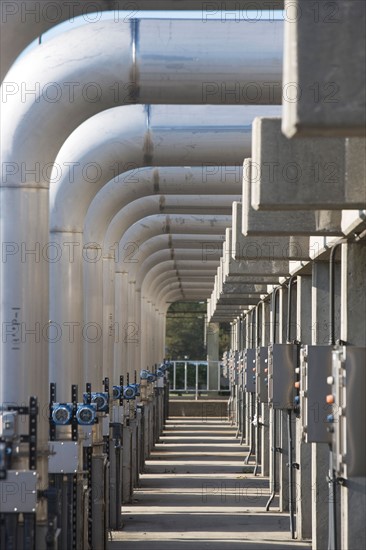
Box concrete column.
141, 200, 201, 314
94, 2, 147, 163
295, 275, 312, 540
241, 316, 247, 350
207, 322, 219, 391
340, 241, 366, 550
311, 260, 341, 550
278, 287, 290, 513
261, 300, 271, 477
245, 314, 252, 446
269, 293, 279, 494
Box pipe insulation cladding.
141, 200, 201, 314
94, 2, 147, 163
1, 12, 282, 500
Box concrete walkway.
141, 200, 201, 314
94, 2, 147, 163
109, 417, 311, 550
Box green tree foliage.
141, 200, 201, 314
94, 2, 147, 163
165, 302, 231, 360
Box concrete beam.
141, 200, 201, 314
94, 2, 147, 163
232, 201, 310, 260
223, 229, 290, 277
221, 284, 267, 295
224, 274, 280, 284
282, 0, 366, 137
251, 118, 365, 210
243, 159, 344, 236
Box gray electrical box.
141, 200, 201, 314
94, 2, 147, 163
0, 470, 38, 513
0, 411, 18, 441
330, 346, 366, 478
244, 349, 256, 393
300, 345, 332, 444
256, 347, 269, 403
268, 344, 298, 409
48, 441, 83, 474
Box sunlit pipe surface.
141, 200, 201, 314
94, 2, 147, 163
48, 103, 267, 398
0, 11, 283, 85
1, 13, 280, 488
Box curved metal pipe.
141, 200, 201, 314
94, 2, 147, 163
86, 195, 232, 385
1, 13, 281, 492
149, 272, 216, 299
144, 284, 209, 364
0, 7, 283, 82
114, 246, 222, 378
47, 99, 260, 398
143, 260, 219, 296
103, 193, 236, 261
108, 214, 229, 380
51, 104, 273, 232
1, 16, 282, 416
155, 281, 214, 304
117, 245, 224, 376
114, 213, 231, 276
101, 214, 231, 384
87, 196, 233, 380
134, 239, 219, 376
1, 2, 115, 80
164, 289, 211, 303
48, 102, 257, 394
85, 166, 242, 247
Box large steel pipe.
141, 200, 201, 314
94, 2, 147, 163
112, 216, 229, 380
1, 12, 280, 504
1, 2, 285, 81
104, 214, 231, 379
111, 213, 231, 378
85, 165, 239, 382
49, 104, 281, 398
86, 196, 235, 386
2, 40, 280, 417
85, 166, 242, 248
125, 248, 224, 375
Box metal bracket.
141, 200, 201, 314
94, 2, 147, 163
48, 441, 82, 474
0, 470, 38, 513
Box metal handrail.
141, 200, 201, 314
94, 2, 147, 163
167, 360, 229, 399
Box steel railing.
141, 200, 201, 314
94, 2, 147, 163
167, 360, 229, 399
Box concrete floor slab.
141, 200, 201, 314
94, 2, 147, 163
109, 418, 311, 550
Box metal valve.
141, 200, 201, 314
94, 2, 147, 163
123, 385, 138, 400
76, 403, 97, 425
140, 370, 156, 382
112, 385, 122, 400
51, 403, 73, 426
83, 392, 109, 412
